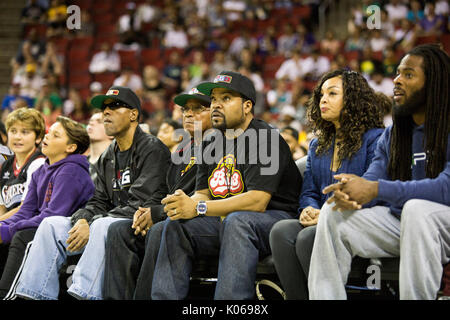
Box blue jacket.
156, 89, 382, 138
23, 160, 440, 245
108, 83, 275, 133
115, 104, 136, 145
363, 125, 450, 218
299, 128, 384, 213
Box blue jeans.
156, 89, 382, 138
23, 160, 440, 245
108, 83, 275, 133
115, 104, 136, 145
15, 216, 127, 300
151, 210, 292, 300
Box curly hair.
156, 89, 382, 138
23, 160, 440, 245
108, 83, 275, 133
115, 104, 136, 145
306, 69, 385, 162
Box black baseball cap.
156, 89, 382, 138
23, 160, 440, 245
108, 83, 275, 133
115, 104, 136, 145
197, 71, 256, 105
173, 86, 211, 107
91, 86, 141, 114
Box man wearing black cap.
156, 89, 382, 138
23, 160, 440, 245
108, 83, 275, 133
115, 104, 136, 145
102, 86, 212, 299
146, 71, 303, 300
13, 86, 171, 300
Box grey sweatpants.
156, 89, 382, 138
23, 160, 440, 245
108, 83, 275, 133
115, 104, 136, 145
308, 199, 450, 300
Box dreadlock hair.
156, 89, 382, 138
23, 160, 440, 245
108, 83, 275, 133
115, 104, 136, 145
306, 69, 385, 162
388, 44, 450, 181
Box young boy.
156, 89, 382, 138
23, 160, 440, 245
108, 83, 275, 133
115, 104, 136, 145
0, 108, 46, 221
0, 116, 95, 299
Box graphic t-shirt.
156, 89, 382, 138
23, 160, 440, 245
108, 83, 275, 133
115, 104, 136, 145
195, 119, 302, 215
0, 150, 45, 210
113, 148, 132, 207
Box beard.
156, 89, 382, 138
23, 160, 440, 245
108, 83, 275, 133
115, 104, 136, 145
393, 87, 426, 117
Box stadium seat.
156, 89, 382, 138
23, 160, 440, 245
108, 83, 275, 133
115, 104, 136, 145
92, 12, 114, 26
50, 37, 70, 55
262, 55, 285, 79
91, 1, 113, 14
344, 50, 360, 62
415, 35, 438, 46
441, 33, 450, 55
68, 73, 92, 89
70, 36, 94, 50
93, 72, 117, 89
71, 0, 92, 10
372, 51, 384, 62
68, 47, 91, 62
118, 49, 140, 72
292, 5, 312, 19
96, 24, 117, 36
141, 48, 162, 65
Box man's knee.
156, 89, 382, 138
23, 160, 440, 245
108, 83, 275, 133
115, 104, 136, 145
401, 199, 426, 226
106, 220, 133, 242
223, 211, 256, 229
90, 217, 121, 234
318, 202, 340, 226
42, 215, 69, 228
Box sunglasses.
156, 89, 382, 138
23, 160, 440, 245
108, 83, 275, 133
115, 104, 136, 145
102, 100, 132, 110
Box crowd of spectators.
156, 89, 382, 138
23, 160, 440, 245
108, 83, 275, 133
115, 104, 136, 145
2, 0, 449, 159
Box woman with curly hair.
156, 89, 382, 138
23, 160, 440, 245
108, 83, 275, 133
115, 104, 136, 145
269, 69, 386, 300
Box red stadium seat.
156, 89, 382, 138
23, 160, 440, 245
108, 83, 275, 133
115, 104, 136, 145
372, 51, 383, 61
68, 48, 91, 62
96, 24, 117, 36
262, 55, 286, 79
50, 37, 70, 54
70, 36, 94, 50
93, 72, 117, 89
141, 48, 161, 65
344, 50, 360, 62
93, 35, 119, 51
69, 60, 90, 74
71, 0, 92, 10
92, 12, 114, 26
441, 34, 450, 55
68, 73, 92, 89
92, 1, 112, 14
292, 6, 312, 19
118, 50, 140, 72
415, 35, 438, 45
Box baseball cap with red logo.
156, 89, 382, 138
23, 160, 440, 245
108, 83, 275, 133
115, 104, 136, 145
173, 86, 211, 107
91, 85, 141, 114
197, 71, 256, 105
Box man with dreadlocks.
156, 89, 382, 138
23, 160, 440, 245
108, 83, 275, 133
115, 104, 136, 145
307, 44, 450, 300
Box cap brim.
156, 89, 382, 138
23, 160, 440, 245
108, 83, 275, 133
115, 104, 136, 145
91, 95, 110, 109
197, 82, 233, 96
91, 95, 128, 109
173, 93, 211, 107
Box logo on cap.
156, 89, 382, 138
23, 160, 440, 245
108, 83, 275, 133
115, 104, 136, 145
107, 89, 120, 95
188, 87, 204, 95
214, 75, 232, 84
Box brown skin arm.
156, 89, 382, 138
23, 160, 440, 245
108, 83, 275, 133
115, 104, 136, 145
323, 174, 379, 212
162, 189, 272, 220
66, 219, 90, 252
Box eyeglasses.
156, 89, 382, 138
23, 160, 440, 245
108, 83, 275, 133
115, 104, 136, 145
180, 105, 210, 114
102, 100, 131, 110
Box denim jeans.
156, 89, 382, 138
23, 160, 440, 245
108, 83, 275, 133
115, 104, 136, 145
151, 210, 292, 300
15, 216, 127, 300
131, 220, 164, 300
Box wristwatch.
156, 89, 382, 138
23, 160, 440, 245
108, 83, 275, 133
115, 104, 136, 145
196, 200, 207, 216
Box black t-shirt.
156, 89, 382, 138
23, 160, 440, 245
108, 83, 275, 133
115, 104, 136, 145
113, 148, 132, 207
167, 139, 199, 196
195, 119, 302, 215
149, 138, 201, 223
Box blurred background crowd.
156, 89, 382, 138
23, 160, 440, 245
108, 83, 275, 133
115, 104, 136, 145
2, 0, 449, 160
